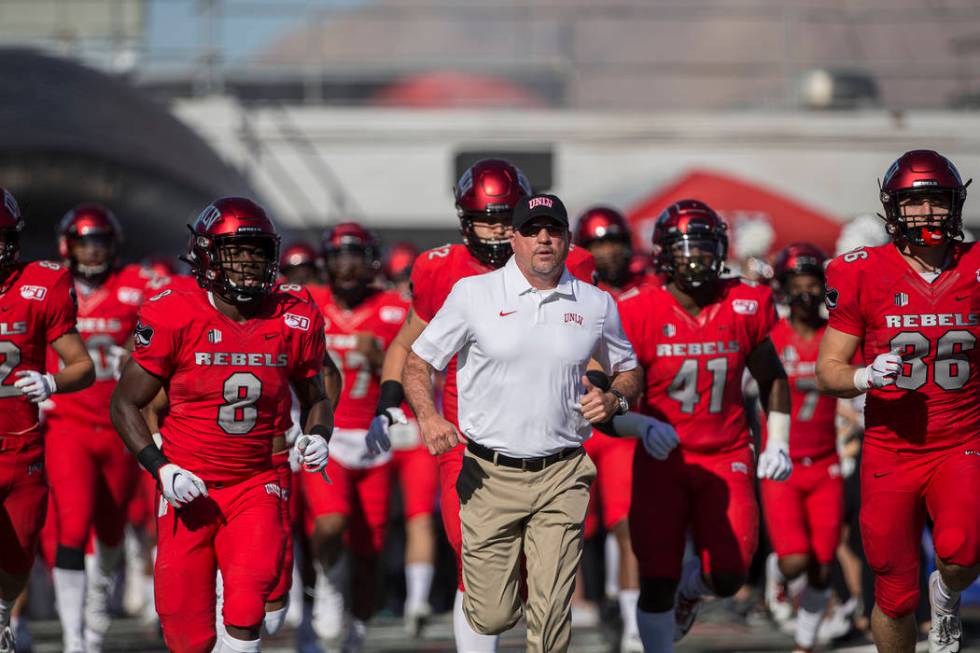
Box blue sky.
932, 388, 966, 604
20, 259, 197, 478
144, 0, 365, 67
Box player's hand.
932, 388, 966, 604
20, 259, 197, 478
295, 434, 329, 473
366, 407, 406, 456
855, 349, 903, 391
13, 370, 56, 403
579, 375, 618, 423
158, 463, 208, 508
639, 417, 680, 461
419, 414, 460, 456
757, 442, 793, 481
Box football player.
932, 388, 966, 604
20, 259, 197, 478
303, 223, 408, 650
0, 189, 95, 653
572, 206, 655, 650
110, 197, 332, 653
382, 241, 418, 296
279, 242, 320, 286
44, 204, 160, 653
762, 243, 843, 652
366, 159, 596, 651
817, 150, 980, 653
617, 200, 792, 651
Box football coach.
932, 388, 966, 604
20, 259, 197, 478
403, 192, 642, 652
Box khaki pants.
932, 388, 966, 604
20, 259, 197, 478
457, 448, 595, 653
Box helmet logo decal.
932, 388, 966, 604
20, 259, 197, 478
196, 205, 222, 231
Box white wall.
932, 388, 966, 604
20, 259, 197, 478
171, 98, 980, 230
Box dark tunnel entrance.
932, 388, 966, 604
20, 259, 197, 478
0, 49, 255, 264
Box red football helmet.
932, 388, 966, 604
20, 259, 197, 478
279, 241, 319, 270
454, 159, 532, 268
0, 187, 24, 273
652, 199, 728, 288
773, 242, 827, 282
57, 203, 122, 280
573, 206, 632, 248
185, 197, 281, 303
383, 241, 419, 281
879, 149, 971, 247
321, 222, 381, 265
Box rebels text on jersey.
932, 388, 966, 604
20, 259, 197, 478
770, 318, 837, 460
410, 243, 596, 425
310, 286, 408, 430
825, 243, 980, 451
130, 285, 326, 483
45, 264, 155, 428
0, 261, 77, 437
618, 279, 777, 453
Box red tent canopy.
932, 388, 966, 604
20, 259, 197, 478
373, 71, 546, 109
626, 169, 842, 258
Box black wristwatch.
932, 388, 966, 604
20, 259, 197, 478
609, 389, 629, 416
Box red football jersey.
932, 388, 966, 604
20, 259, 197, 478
618, 279, 778, 453
45, 264, 155, 428
312, 286, 409, 430
0, 261, 77, 438
131, 285, 326, 483
410, 244, 596, 425
769, 318, 837, 459
825, 242, 980, 451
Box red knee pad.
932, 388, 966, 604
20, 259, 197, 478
874, 574, 920, 619
933, 526, 975, 568
160, 613, 217, 653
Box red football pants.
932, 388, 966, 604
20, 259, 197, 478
155, 470, 284, 653
268, 451, 293, 602
0, 440, 47, 575
392, 445, 439, 520
761, 452, 844, 565
45, 423, 138, 550
301, 457, 392, 557
584, 432, 636, 538
630, 445, 759, 581
860, 442, 980, 619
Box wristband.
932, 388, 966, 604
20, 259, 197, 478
308, 424, 332, 443
766, 411, 791, 446
853, 366, 871, 393
375, 380, 405, 414
136, 444, 170, 481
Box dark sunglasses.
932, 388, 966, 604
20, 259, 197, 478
517, 221, 566, 237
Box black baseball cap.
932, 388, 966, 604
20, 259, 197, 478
512, 193, 569, 232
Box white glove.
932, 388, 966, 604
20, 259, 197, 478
288, 444, 303, 474
284, 422, 303, 446
757, 442, 793, 481
608, 412, 680, 460
13, 371, 56, 403
854, 349, 902, 391
295, 434, 329, 473
158, 463, 208, 508
366, 407, 406, 456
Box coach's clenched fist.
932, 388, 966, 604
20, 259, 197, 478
418, 412, 460, 455
579, 375, 619, 423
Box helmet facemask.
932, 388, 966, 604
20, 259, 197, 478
660, 236, 726, 290
67, 233, 115, 282
324, 244, 378, 306
211, 235, 279, 304
0, 227, 20, 280
459, 210, 514, 269
782, 271, 825, 322
882, 188, 964, 247
588, 237, 633, 288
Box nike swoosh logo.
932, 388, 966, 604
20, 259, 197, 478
265, 333, 277, 339
499, 311, 516, 317
955, 295, 969, 301
873, 472, 890, 478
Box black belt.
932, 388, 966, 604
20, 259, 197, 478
466, 440, 582, 472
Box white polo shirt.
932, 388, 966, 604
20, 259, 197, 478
412, 255, 637, 457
